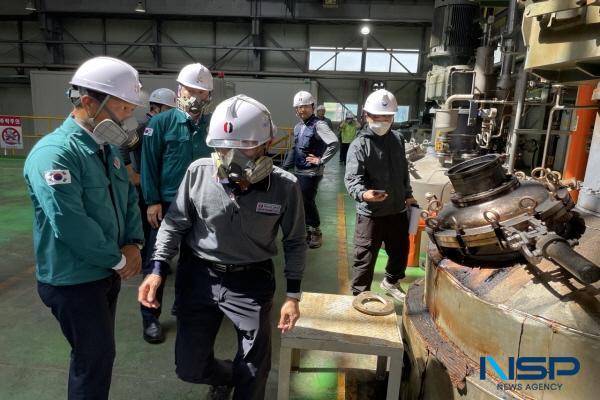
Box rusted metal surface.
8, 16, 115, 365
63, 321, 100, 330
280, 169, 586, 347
422, 241, 600, 399
404, 281, 477, 390
402, 282, 523, 400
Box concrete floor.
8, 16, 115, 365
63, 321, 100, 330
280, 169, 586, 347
0, 156, 424, 399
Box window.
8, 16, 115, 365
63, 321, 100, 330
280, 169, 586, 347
310, 46, 420, 73
390, 50, 419, 73
323, 102, 358, 122
365, 48, 419, 73
395, 106, 410, 123
309, 47, 361, 72
308, 47, 336, 71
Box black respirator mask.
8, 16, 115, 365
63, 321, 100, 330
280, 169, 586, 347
176, 95, 211, 117
214, 149, 273, 186
70, 88, 140, 149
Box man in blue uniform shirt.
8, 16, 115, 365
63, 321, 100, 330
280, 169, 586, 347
23, 56, 144, 400
139, 63, 213, 343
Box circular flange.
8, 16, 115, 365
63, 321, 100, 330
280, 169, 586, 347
352, 291, 395, 316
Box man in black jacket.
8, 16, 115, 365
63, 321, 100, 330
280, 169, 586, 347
344, 89, 418, 301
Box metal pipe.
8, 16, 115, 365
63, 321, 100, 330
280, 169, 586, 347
540, 86, 598, 168
444, 94, 474, 110
537, 235, 600, 284
506, 69, 528, 173
497, 0, 518, 92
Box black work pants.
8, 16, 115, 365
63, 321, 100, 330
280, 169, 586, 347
37, 274, 120, 400
174, 247, 275, 400
340, 142, 350, 164
140, 201, 171, 321
351, 212, 409, 295
296, 174, 323, 228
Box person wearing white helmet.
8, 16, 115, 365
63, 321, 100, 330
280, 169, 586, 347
315, 104, 333, 130
338, 112, 359, 164
283, 90, 339, 249
23, 56, 144, 400
121, 87, 176, 181
115, 87, 176, 342
139, 63, 214, 343
344, 89, 418, 302
138, 95, 306, 400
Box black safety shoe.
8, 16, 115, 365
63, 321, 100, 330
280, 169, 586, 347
143, 320, 165, 344
308, 227, 322, 249
207, 385, 233, 400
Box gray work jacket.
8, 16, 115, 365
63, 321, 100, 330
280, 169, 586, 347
152, 158, 306, 281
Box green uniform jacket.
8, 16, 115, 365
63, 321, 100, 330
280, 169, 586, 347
23, 116, 144, 285
140, 108, 212, 204
339, 121, 359, 144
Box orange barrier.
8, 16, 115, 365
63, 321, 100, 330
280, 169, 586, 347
564, 85, 597, 202
407, 218, 426, 268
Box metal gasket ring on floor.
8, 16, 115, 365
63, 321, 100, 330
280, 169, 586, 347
352, 291, 395, 316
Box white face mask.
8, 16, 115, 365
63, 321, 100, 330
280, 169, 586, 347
369, 121, 392, 136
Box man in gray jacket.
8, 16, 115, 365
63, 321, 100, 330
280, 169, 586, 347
344, 89, 417, 301
138, 95, 306, 400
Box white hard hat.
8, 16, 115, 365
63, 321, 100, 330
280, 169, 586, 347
293, 90, 315, 107
363, 89, 398, 116
207, 94, 276, 149
177, 63, 213, 91
316, 104, 325, 112
69, 56, 143, 106
148, 88, 176, 107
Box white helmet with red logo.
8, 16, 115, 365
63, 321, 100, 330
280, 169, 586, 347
363, 89, 398, 115
206, 95, 276, 149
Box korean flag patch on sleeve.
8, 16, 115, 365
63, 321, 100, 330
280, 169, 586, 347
44, 170, 72, 185
143, 127, 153, 136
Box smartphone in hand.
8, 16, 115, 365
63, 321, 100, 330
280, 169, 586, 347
372, 189, 387, 195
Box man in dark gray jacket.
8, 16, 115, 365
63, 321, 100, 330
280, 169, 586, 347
138, 95, 306, 400
344, 89, 417, 301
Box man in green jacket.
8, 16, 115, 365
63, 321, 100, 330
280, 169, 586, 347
23, 56, 144, 400
139, 63, 213, 343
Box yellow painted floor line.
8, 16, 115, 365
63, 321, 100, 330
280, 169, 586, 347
336, 192, 355, 399
337, 192, 350, 295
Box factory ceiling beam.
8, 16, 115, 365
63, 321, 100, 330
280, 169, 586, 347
61, 27, 94, 57
209, 34, 252, 70
116, 25, 153, 59
1, 0, 434, 24
263, 32, 305, 72
161, 30, 197, 63
0, 62, 426, 81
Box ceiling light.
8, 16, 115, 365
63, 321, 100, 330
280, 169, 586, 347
134, 1, 146, 13
360, 26, 370, 35
25, 0, 36, 11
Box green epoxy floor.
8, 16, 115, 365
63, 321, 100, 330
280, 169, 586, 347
0, 157, 424, 399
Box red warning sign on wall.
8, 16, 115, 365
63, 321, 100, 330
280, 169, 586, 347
0, 116, 23, 149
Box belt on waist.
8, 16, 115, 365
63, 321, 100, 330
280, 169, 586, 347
205, 259, 271, 273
